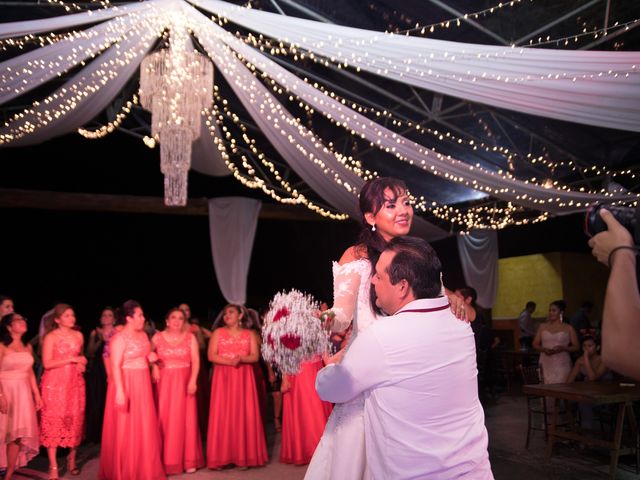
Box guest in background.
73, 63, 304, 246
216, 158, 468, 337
85, 307, 117, 444
280, 358, 333, 465
566, 335, 608, 383
0, 313, 41, 480
99, 300, 165, 480
533, 300, 579, 384
566, 335, 610, 430
0, 297, 14, 318
569, 301, 594, 348
178, 303, 210, 439
29, 308, 55, 381
456, 287, 498, 398
206, 305, 267, 470
151, 308, 204, 475
40, 304, 86, 478
518, 301, 537, 349
266, 363, 282, 432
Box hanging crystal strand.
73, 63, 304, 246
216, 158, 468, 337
161, 127, 193, 206
138, 8, 214, 206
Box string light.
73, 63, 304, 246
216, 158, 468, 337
205, 94, 349, 220
223, 36, 638, 208
78, 94, 138, 138
2, 0, 638, 232
376, 0, 530, 36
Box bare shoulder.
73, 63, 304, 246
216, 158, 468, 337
338, 244, 368, 265
74, 330, 84, 341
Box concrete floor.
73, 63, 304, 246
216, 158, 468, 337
9, 394, 639, 479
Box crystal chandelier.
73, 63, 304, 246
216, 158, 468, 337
139, 19, 213, 206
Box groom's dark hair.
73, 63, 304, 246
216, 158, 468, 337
385, 237, 442, 299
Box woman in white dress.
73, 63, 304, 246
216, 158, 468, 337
532, 300, 579, 384
305, 177, 468, 479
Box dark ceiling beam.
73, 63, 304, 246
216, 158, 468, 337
513, 0, 602, 46
427, 0, 510, 45
269, 0, 287, 16
268, 0, 333, 23
0, 188, 328, 221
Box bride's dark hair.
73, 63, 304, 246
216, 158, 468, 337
357, 177, 409, 311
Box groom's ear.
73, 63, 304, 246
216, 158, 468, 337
398, 279, 410, 299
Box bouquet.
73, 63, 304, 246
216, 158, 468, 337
261, 289, 330, 375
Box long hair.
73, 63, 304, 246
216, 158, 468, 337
50, 303, 72, 332
357, 177, 409, 311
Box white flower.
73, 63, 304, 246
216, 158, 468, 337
261, 289, 329, 375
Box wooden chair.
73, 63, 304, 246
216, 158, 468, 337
520, 364, 548, 449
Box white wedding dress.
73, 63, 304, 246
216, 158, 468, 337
305, 258, 376, 480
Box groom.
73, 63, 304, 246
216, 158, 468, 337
315, 236, 493, 479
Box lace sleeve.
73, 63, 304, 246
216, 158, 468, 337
330, 260, 366, 333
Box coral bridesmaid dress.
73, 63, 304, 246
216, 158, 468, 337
280, 358, 333, 465
99, 332, 165, 480
154, 332, 204, 474
0, 352, 39, 469
40, 334, 85, 448
206, 328, 268, 469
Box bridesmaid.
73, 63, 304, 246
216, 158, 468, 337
40, 304, 86, 479
206, 304, 267, 470
0, 313, 41, 480
280, 358, 333, 465
99, 300, 165, 480
151, 308, 204, 474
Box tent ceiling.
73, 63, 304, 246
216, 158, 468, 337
1, 0, 639, 232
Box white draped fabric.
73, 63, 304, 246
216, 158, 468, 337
193, 0, 640, 132
208, 197, 262, 304
1, 0, 639, 223
457, 230, 499, 309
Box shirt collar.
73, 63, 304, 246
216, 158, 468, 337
393, 297, 450, 316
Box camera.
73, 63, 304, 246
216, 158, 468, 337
584, 203, 640, 245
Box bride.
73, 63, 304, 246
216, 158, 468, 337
305, 177, 469, 479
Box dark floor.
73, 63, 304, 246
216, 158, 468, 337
9, 393, 640, 479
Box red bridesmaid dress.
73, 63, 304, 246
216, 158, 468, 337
39, 334, 85, 448
280, 358, 333, 464
99, 332, 165, 480
206, 328, 268, 469
154, 332, 204, 474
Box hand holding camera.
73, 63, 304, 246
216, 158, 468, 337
587, 208, 636, 267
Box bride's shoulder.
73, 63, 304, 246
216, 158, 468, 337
337, 244, 369, 266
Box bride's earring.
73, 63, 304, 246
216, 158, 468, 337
371, 224, 376, 232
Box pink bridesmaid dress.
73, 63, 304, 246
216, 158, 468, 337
39, 334, 85, 447
280, 358, 333, 465
99, 332, 165, 480
154, 332, 204, 474
206, 328, 268, 469
0, 352, 39, 469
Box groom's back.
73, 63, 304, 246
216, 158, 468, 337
365, 302, 493, 480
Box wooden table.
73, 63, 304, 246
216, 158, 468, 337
522, 381, 640, 478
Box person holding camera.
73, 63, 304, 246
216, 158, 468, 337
588, 208, 640, 381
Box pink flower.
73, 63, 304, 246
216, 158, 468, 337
280, 333, 301, 350
273, 307, 289, 323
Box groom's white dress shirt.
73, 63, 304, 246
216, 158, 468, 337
316, 297, 493, 480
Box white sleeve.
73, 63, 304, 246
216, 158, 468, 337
315, 328, 390, 403
331, 261, 364, 333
